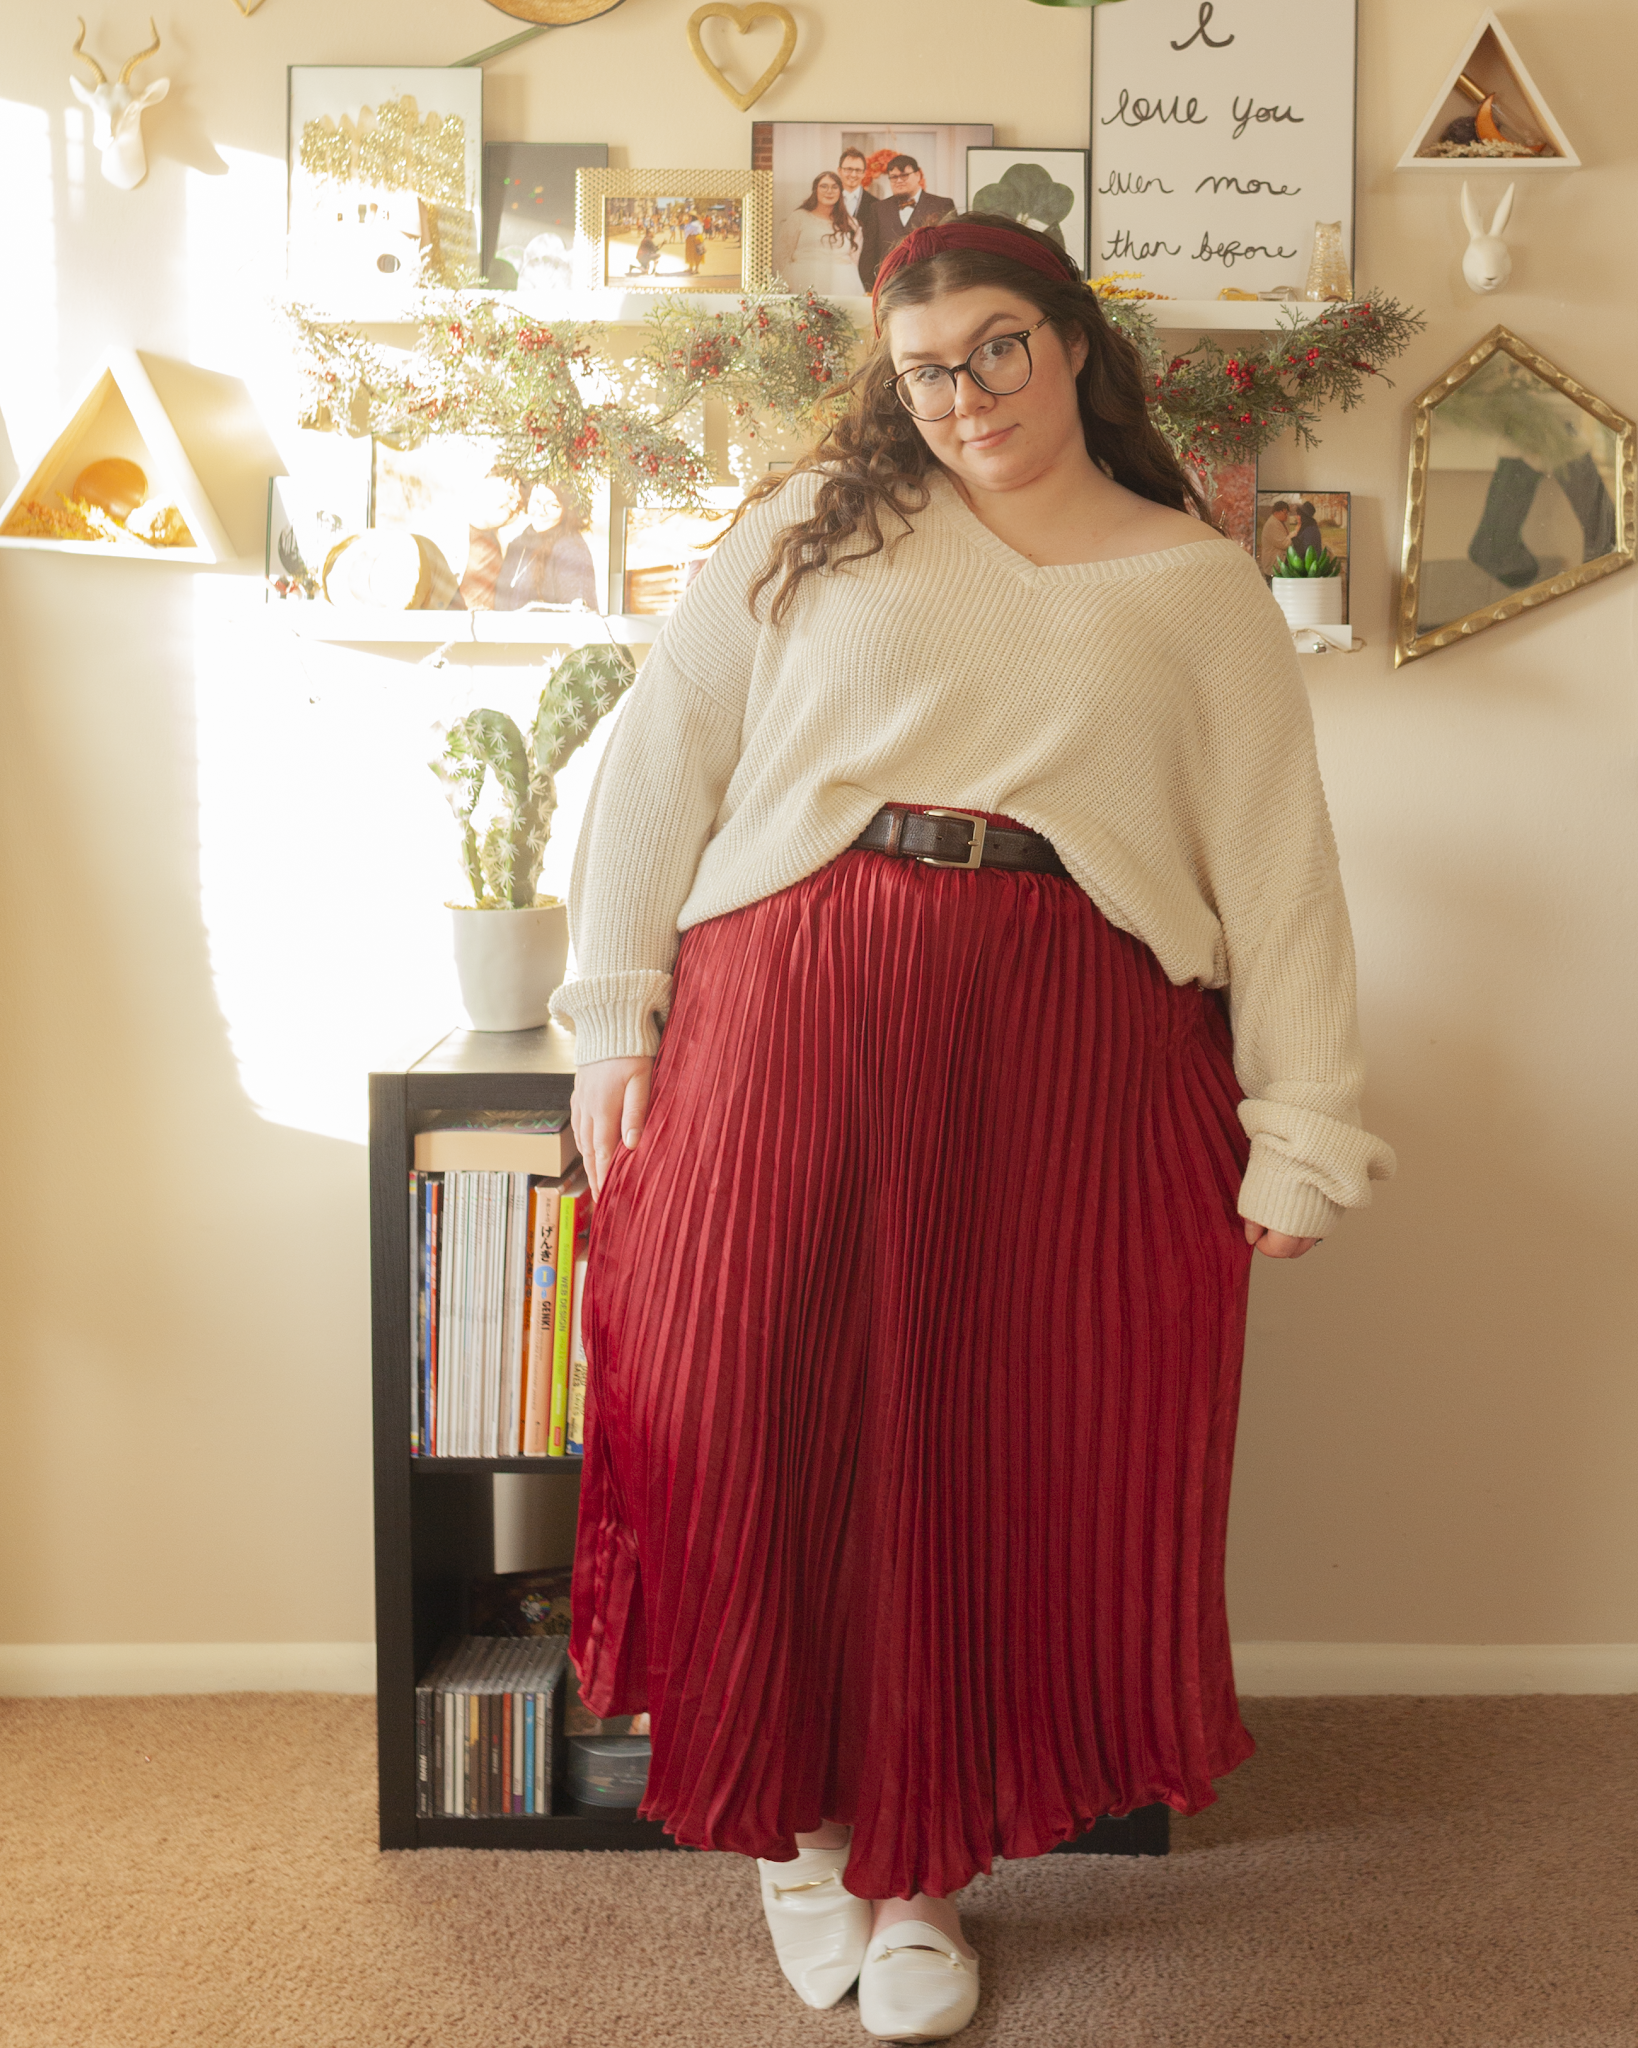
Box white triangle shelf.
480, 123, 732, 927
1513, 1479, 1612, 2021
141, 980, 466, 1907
0, 350, 232, 564
1398, 11, 1579, 170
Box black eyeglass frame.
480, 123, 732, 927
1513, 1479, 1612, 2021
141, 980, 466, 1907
890, 316, 1053, 423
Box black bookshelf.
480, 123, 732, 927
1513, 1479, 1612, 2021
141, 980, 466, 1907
369, 1024, 1166, 1859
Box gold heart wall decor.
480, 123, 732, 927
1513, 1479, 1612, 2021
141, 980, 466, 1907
687, 2, 797, 113
231, 0, 268, 15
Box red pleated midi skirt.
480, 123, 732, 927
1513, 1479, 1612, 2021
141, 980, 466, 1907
570, 808, 1256, 1900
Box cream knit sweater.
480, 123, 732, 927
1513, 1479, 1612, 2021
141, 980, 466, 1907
551, 469, 1395, 1239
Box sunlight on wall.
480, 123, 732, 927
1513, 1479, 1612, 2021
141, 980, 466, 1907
0, 100, 59, 454
192, 574, 616, 1143
179, 140, 621, 1145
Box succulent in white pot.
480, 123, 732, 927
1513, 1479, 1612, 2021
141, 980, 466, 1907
1270, 541, 1345, 628
432, 642, 636, 1031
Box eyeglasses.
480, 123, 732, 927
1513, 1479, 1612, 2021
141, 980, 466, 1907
890, 318, 1050, 423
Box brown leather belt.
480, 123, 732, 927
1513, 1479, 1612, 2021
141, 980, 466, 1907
849, 805, 1071, 878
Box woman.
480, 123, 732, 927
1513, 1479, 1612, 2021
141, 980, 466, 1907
553, 217, 1393, 2041
457, 472, 523, 611
494, 482, 597, 610
774, 170, 865, 298
1257, 496, 1293, 575
682, 212, 706, 275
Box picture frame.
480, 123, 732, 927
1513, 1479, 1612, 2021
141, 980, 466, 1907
482, 141, 608, 294
575, 170, 774, 294
752, 122, 994, 296
611, 486, 743, 615
1258, 488, 1351, 619
966, 148, 1089, 272
1088, 1, 1357, 301
370, 436, 609, 615
286, 66, 484, 313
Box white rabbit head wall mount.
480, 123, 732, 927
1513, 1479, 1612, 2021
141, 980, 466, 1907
1461, 181, 1515, 294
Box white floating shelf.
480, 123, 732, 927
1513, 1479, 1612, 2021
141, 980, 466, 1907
1290, 626, 1363, 654
278, 605, 662, 647
1138, 300, 1334, 331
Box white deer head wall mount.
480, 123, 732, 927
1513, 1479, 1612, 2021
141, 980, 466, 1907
70, 18, 169, 191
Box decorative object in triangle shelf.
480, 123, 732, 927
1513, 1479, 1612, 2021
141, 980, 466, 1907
0, 351, 231, 563
1399, 10, 1579, 169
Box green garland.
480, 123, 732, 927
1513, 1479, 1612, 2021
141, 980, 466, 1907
289, 284, 1421, 503
290, 290, 854, 507
1100, 291, 1426, 462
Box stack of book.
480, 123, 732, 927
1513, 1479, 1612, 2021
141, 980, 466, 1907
410, 1112, 593, 1458
416, 1635, 569, 1818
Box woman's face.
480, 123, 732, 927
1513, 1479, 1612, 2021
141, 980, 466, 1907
527, 484, 564, 533
468, 475, 521, 531
887, 286, 1089, 499
816, 173, 842, 208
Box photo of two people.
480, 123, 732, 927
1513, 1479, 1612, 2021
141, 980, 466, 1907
756, 122, 992, 297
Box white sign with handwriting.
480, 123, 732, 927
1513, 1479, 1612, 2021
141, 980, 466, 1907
1089, 0, 1356, 300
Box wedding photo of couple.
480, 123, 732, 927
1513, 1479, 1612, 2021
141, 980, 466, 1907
757, 121, 993, 297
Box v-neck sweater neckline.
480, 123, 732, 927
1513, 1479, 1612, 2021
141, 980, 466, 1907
922, 467, 1230, 589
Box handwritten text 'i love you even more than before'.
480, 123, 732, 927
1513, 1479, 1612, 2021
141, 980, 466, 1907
1090, 0, 1355, 299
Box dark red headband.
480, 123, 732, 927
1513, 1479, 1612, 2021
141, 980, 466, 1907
870, 219, 1080, 332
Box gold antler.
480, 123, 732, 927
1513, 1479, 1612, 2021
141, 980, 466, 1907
71, 18, 108, 87
119, 18, 161, 85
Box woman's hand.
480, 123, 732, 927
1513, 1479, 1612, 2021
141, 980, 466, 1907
1244, 1222, 1320, 1259
571, 1055, 655, 1202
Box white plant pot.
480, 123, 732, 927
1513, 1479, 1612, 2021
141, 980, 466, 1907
1272, 576, 1345, 629
451, 901, 569, 1033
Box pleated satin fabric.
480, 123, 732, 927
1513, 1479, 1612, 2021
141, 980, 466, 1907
570, 808, 1256, 1901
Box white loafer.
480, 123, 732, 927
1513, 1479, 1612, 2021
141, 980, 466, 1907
756, 1834, 872, 2009
857, 1922, 980, 2042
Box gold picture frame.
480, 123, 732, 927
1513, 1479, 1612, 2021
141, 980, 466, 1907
575, 168, 774, 294
1396, 325, 1635, 666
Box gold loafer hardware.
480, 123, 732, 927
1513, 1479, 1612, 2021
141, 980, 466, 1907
772, 1869, 843, 1897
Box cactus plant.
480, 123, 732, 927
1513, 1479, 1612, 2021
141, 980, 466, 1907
1272, 542, 1342, 578
432, 641, 637, 909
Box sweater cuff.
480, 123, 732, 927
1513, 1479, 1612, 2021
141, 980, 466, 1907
1236, 1155, 1347, 1240
548, 969, 672, 1066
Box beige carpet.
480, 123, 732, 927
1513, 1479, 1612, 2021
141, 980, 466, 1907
2, 1693, 1634, 2047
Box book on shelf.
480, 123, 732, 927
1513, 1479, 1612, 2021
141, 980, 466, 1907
415, 1634, 569, 1818
549, 1186, 592, 1456
413, 1110, 580, 1178
566, 1246, 590, 1456
411, 1158, 589, 1457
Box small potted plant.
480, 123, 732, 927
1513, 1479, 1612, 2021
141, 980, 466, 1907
1270, 540, 1345, 629
432, 642, 636, 1032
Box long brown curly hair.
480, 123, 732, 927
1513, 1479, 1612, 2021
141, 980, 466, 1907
741, 214, 1208, 624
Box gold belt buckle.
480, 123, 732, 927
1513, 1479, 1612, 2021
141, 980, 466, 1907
917, 808, 988, 870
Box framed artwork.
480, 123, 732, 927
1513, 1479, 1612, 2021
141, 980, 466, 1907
613, 488, 742, 615
482, 141, 608, 293
1088, 2, 1356, 300
264, 440, 371, 601
966, 148, 1089, 272
1258, 489, 1351, 618
752, 122, 994, 295
371, 436, 607, 614
575, 170, 774, 293
287, 66, 484, 312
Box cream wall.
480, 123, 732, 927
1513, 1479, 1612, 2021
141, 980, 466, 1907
1, 0, 1634, 1682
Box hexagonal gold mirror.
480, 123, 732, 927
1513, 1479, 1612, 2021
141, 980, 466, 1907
1396, 326, 1635, 665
